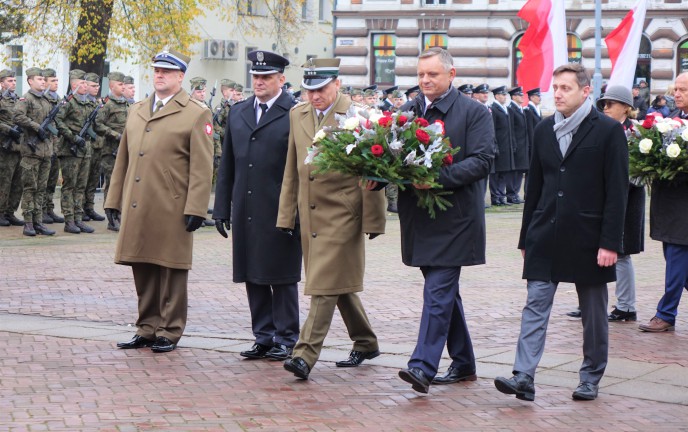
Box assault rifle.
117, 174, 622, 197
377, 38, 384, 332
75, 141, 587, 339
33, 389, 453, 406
70, 98, 106, 156
1, 125, 22, 151
25, 91, 73, 153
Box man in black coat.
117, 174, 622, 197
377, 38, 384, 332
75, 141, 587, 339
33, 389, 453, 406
395, 48, 495, 394
524, 88, 542, 151
494, 63, 628, 402
213, 50, 302, 361
507, 86, 529, 204
632, 84, 648, 120
639, 71, 688, 333
489, 86, 515, 206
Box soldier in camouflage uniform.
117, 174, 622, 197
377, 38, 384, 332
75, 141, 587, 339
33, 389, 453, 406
13, 67, 56, 236
350, 88, 364, 104
40, 68, 66, 224
82, 72, 106, 222
189, 77, 217, 227
123, 75, 136, 104
215, 78, 235, 161
232, 84, 244, 104
55, 69, 95, 234
0, 69, 25, 227
94, 71, 129, 231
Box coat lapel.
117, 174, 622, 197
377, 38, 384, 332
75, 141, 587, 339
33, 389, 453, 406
563, 108, 597, 159
254, 92, 291, 133
137, 95, 154, 122
145, 91, 188, 122
239, 97, 258, 129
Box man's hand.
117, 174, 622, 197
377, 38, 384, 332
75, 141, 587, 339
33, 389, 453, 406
74, 135, 86, 147
184, 215, 205, 232
215, 219, 230, 238
413, 183, 432, 190
361, 179, 386, 191
104, 208, 121, 224
37, 127, 48, 141
278, 227, 294, 236
366, 233, 380, 240
597, 248, 618, 267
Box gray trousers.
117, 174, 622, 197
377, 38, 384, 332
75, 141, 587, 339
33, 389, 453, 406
614, 255, 636, 312
514, 280, 608, 385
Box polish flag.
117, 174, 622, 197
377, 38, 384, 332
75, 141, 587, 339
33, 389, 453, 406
605, 0, 648, 88
516, 0, 568, 94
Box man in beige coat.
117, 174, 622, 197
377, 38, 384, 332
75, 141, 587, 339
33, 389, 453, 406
278, 58, 386, 379
105, 49, 214, 353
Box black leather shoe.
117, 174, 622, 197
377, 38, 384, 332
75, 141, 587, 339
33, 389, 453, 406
566, 308, 581, 318
85, 209, 105, 221
64, 221, 81, 234
42, 213, 54, 224
608, 308, 637, 322
284, 356, 310, 379
240, 343, 272, 359
572, 382, 598, 401
48, 210, 64, 223
75, 221, 95, 233
151, 336, 177, 353
432, 366, 477, 384
117, 335, 155, 349
494, 372, 535, 401
335, 349, 380, 367
398, 367, 431, 394
501, 200, 513, 206
265, 343, 293, 361
5, 214, 24, 226
34, 222, 56, 236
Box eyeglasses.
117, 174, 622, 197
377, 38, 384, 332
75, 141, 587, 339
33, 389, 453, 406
602, 101, 619, 108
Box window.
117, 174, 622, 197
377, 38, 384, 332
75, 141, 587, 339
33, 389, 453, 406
302, 0, 309, 20
371, 34, 396, 86
239, 0, 267, 16
422, 33, 448, 51
678, 39, 688, 75
635, 35, 651, 87
8, 45, 22, 95
424, 0, 447, 5
245, 46, 256, 88
512, 33, 582, 86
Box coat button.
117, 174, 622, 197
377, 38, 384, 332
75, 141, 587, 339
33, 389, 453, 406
311, 232, 317, 238
248, 163, 253, 168
560, 166, 566, 172
247, 190, 252, 195
135, 176, 140, 182
251, 137, 256, 141
145, 128, 151, 132
550, 218, 555, 223
132, 202, 137, 208
557, 191, 564, 197
139, 151, 144, 156
248, 217, 252, 222
309, 176, 314, 181
310, 204, 315, 209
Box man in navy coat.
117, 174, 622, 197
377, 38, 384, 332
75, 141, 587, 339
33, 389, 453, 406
213, 50, 302, 361
395, 48, 495, 394
494, 63, 628, 402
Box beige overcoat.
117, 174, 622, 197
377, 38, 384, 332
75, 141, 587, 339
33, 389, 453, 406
104, 91, 214, 270
277, 94, 386, 295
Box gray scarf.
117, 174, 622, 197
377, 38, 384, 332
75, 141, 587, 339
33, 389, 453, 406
553, 97, 593, 156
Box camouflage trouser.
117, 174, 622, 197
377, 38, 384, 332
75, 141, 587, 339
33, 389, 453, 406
85, 147, 102, 211
59, 156, 90, 223
101, 154, 115, 204
20, 156, 51, 223
0, 149, 23, 215
385, 184, 398, 205
43, 155, 60, 213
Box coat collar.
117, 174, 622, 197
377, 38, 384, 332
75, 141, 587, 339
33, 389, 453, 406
138, 90, 189, 122
297, 93, 349, 138
240, 91, 293, 132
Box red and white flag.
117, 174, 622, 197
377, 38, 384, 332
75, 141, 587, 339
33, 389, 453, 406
605, 0, 648, 89
516, 0, 568, 94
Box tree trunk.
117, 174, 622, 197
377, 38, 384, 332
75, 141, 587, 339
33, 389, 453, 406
69, 0, 115, 79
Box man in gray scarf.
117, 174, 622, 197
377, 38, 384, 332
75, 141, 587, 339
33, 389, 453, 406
494, 63, 629, 402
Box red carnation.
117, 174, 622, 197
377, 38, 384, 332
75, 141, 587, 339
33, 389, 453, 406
641, 117, 655, 129
414, 118, 429, 127
371, 144, 384, 157
443, 154, 453, 166
397, 115, 408, 126
378, 116, 393, 127
415, 129, 430, 144
434, 119, 445, 134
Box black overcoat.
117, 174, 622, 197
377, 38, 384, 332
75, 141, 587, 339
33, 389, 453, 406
524, 103, 542, 160
213, 92, 302, 284
518, 107, 629, 284
491, 102, 515, 172
650, 175, 688, 246
398, 89, 495, 267
508, 101, 530, 171
621, 118, 645, 255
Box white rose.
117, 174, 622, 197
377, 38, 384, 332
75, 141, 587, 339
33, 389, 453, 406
667, 119, 682, 129
313, 129, 326, 143
681, 129, 688, 142
655, 122, 672, 134
369, 111, 383, 124
666, 143, 682, 158
344, 117, 360, 131
638, 138, 653, 154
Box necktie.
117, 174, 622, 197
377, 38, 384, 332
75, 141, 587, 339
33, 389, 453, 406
154, 100, 164, 113
317, 111, 324, 124
258, 103, 268, 122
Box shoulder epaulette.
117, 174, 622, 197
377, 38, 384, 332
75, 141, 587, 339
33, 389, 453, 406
292, 101, 308, 110
190, 98, 209, 110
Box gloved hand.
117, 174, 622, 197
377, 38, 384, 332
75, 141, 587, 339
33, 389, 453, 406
215, 219, 230, 238
37, 126, 48, 141
105, 208, 121, 224
278, 227, 294, 236
185, 215, 205, 232
214, 155, 221, 169
367, 233, 380, 240
74, 135, 86, 147
8, 125, 21, 139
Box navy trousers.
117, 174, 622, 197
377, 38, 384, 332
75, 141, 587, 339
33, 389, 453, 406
246, 282, 300, 347
408, 266, 476, 379
655, 243, 688, 325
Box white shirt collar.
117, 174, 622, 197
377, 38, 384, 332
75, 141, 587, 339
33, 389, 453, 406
154, 93, 174, 108
254, 89, 282, 112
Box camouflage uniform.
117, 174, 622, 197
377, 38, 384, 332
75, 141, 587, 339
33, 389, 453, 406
14, 86, 53, 224
83, 73, 104, 218
189, 76, 216, 226
55, 92, 93, 224
0, 71, 24, 224
94, 77, 128, 205
42, 86, 62, 218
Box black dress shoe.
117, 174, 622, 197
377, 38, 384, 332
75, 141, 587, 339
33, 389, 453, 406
432, 366, 477, 384
265, 343, 293, 361
117, 335, 155, 349
151, 336, 177, 353
572, 382, 598, 401
608, 308, 637, 322
335, 349, 380, 367
398, 367, 430, 394
284, 356, 310, 379
507, 197, 525, 204
240, 343, 272, 359
500, 199, 513, 206
566, 308, 581, 318
494, 372, 535, 401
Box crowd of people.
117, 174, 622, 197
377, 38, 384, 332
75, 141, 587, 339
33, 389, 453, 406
1, 47, 687, 401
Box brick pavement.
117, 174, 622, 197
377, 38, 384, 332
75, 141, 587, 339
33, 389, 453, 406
0, 195, 687, 430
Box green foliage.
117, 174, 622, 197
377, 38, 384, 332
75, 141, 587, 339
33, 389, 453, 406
0, 2, 25, 44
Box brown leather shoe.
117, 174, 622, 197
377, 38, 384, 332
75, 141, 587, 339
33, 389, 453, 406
639, 316, 674, 332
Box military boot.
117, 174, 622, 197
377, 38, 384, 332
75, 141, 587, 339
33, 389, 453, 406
34, 222, 56, 236
42, 213, 54, 224
23, 222, 36, 237
85, 208, 105, 221
64, 221, 81, 234
47, 210, 65, 223
5, 213, 24, 226
0, 215, 10, 227
75, 220, 95, 233
82, 213, 91, 221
